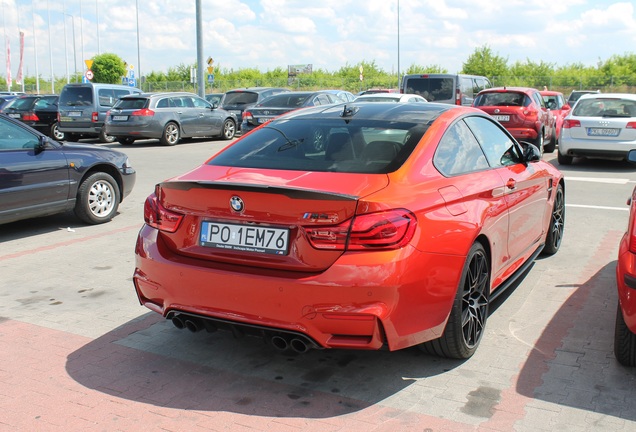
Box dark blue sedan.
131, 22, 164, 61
0, 113, 136, 225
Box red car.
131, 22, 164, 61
615, 150, 636, 366
473, 87, 556, 153
540, 90, 571, 152
133, 102, 565, 359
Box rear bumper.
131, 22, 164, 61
560, 135, 636, 159
505, 127, 539, 142
133, 224, 465, 351
105, 122, 163, 139
617, 234, 636, 333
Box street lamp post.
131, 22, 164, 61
397, 0, 401, 89
64, 13, 77, 82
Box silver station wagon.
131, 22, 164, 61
104, 92, 238, 146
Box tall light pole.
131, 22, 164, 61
136, 0, 141, 87
397, 0, 401, 89
63, 0, 69, 83
79, 0, 84, 68
46, 0, 54, 93
31, 0, 40, 92
96, 0, 100, 54
64, 13, 77, 82
196, 0, 204, 97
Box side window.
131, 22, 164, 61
0, 117, 40, 150
533, 92, 545, 109
156, 98, 171, 108
464, 116, 521, 167
98, 89, 116, 107
434, 120, 489, 176
114, 89, 132, 100
192, 97, 210, 108
315, 94, 331, 105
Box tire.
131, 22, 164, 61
50, 122, 65, 141
542, 183, 564, 255
221, 119, 236, 140
557, 150, 573, 165
160, 122, 180, 146
99, 128, 116, 143
543, 131, 556, 153
421, 242, 490, 359
614, 302, 636, 366
534, 129, 544, 153
74, 172, 120, 224
117, 137, 135, 145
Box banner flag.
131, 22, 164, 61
16, 31, 24, 85
5, 35, 11, 88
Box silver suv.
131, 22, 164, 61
104, 92, 238, 146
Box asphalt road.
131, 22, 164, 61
2, 139, 636, 431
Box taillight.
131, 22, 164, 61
21, 112, 39, 121
626, 122, 636, 129
57, 112, 60, 121
306, 209, 417, 251
629, 191, 636, 254
455, 89, 461, 105
143, 191, 183, 233
91, 112, 99, 122
132, 108, 155, 116
243, 111, 253, 120
563, 119, 581, 128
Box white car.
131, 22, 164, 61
355, 93, 427, 103
558, 93, 636, 165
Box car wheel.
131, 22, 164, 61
74, 172, 120, 224
557, 150, 573, 165
221, 119, 236, 140
541, 182, 564, 255
160, 122, 180, 146
99, 128, 116, 143
614, 302, 636, 366
534, 129, 544, 153
117, 137, 135, 145
50, 122, 65, 141
421, 242, 490, 359
543, 131, 556, 153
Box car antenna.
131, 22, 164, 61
340, 104, 357, 118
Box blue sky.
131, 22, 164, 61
1, 0, 635, 82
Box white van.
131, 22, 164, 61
58, 83, 142, 142
401, 73, 492, 106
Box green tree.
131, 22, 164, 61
462, 45, 508, 78
91, 53, 126, 84
404, 64, 448, 74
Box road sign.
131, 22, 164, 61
85, 59, 94, 70
207, 74, 215, 83
128, 78, 136, 87
122, 77, 129, 85
207, 57, 213, 66
85, 70, 94, 80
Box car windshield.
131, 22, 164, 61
4, 97, 36, 110
209, 118, 430, 174
258, 94, 311, 108
223, 91, 259, 105
404, 78, 453, 102
359, 96, 401, 102
474, 92, 528, 107
572, 98, 636, 117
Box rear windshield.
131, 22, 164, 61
403, 78, 453, 102
113, 98, 149, 110
209, 118, 429, 174
223, 91, 259, 105
59, 87, 93, 106
258, 93, 311, 108
573, 98, 636, 117
3, 97, 37, 110
473, 92, 530, 107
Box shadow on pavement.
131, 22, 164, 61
516, 261, 636, 421
65, 312, 464, 418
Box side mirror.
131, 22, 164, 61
212, 102, 219, 109
518, 141, 542, 162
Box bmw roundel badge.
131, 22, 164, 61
230, 196, 244, 212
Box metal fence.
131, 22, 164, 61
5, 75, 636, 96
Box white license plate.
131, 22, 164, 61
587, 127, 620, 137
68, 111, 82, 117
493, 115, 510, 122
112, 115, 128, 121
200, 221, 289, 255
8, 113, 20, 118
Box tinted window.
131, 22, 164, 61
464, 116, 521, 167
404, 78, 454, 102
209, 119, 428, 174
98, 89, 118, 107
113, 98, 148, 110
223, 92, 259, 105
260, 94, 310, 108
192, 97, 210, 108
434, 120, 489, 175
59, 87, 93, 106
4, 97, 36, 110
474, 92, 525, 107
573, 98, 636, 117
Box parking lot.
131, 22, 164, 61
2, 139, 636, 431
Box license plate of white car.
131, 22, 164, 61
587, 128, 620, 137
112, 115, 128, 121
493, 115, 510, 122
200, 221, 289, 255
